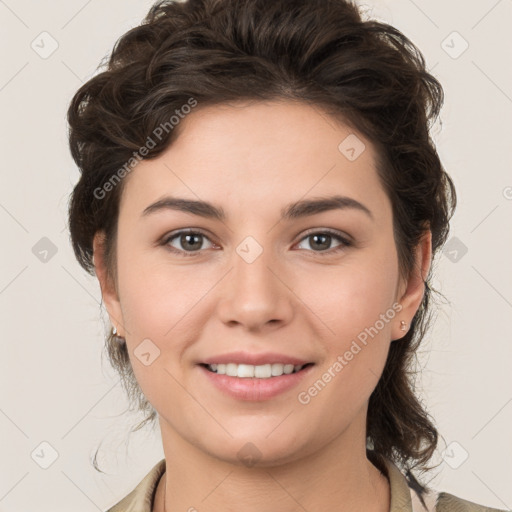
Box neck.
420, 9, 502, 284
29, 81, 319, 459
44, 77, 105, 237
154, 421, 390, 512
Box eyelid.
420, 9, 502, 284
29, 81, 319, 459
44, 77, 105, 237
161, 227, 353, 256
293, 228, 353, 255
161, 228, 218, 252
296, 227, 353, 245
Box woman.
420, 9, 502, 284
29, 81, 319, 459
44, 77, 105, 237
66, 0, 505, 511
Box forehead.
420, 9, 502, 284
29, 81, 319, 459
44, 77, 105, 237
119, 100, 391, 224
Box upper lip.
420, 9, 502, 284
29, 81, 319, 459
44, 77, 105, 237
201, 351, 313, 366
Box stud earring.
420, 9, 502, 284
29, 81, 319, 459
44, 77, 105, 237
112, 326, 125, 344
400, 320, 408, 332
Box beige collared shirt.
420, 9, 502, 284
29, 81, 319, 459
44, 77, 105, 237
105, 458, 507, 512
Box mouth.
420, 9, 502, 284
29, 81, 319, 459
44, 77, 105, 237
199, 362, 315, 378
198, 360, 316, 400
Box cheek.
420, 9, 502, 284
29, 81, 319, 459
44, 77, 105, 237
116, 248, 212, 338
301, 254, 399, 340
297, 246, 399, 397
115, 251, 220, 397
115, 254, 208, 405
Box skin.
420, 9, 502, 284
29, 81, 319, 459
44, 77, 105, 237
93, 100, 431, 512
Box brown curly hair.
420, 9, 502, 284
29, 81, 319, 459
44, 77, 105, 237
66, 0, 456, 489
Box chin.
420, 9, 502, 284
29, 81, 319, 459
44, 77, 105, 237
201, 433, 310, 469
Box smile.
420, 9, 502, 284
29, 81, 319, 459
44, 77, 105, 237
198, 362, 316, 401
203, 362, 313, 378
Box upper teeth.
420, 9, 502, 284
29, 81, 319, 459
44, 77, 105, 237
207, 363, 305, 378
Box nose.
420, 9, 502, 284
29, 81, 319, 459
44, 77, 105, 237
216, 245, 294, 332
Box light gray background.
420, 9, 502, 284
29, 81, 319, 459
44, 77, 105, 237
1, 0, 511, 511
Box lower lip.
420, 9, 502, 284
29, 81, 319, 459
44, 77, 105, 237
198, 364, 315, 401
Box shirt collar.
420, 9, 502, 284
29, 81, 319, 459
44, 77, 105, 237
106, 457, 424, 512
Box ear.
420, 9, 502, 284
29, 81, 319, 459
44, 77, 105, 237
92, 231, 126, 337
392, 229, 432, 341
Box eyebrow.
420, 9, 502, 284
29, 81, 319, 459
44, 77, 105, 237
141, 195, 373, 221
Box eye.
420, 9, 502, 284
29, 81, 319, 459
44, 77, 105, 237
161, 228, 352, 257
295, 230, 352, 254
162, 229, 217, 256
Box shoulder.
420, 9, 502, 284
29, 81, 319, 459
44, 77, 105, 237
432, 491, 508, 512
408, 476, 507, 512
378, 454, 507, 512
104, 459, 166, 512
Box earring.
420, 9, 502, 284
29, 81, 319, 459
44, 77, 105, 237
400, 320, 408, 332
112, 326, 125, 344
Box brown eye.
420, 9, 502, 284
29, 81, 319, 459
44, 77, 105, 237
296, 230, 352, 254
163, 230, 215, 256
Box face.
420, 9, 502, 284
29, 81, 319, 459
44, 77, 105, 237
94, 100, 429, 467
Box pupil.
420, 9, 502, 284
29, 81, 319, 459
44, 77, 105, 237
182, 233, 202, 250
312, 234, 330, 250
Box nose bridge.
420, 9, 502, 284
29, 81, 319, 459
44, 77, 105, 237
217, 236, 293, 329
234, 243, 275, 294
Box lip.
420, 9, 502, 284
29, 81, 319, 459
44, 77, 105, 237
198, 363, 315, 401
200, 351, 313, 366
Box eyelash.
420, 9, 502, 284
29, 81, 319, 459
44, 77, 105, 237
161, 228, 352, 257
